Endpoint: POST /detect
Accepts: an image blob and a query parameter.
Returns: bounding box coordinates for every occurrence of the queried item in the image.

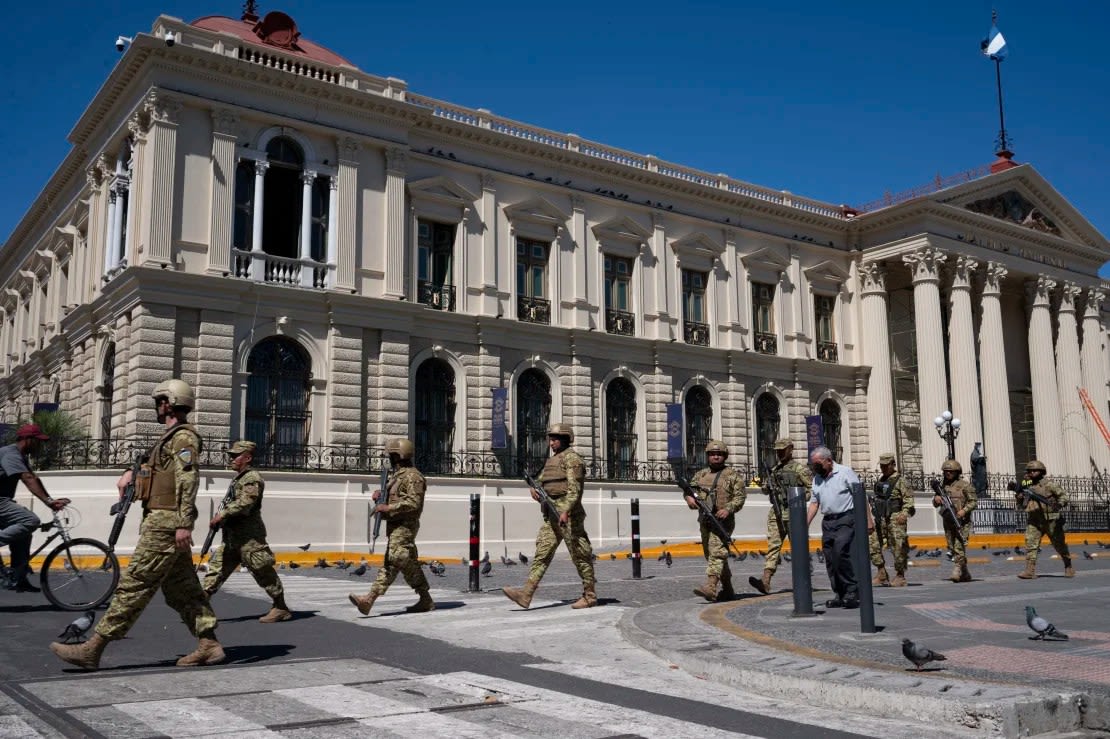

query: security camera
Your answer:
[164,31,175,47]
[115,35,132,52]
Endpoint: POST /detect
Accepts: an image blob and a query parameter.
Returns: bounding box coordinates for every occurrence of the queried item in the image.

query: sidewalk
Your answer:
[620,549,1110,738]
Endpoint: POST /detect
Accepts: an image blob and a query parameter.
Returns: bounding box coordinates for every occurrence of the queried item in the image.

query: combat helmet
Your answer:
[705,440,729,458]
[151,379,194,411]
[1025,460,1047,473]
[390,438,415,461]
[547,423,574,443]
[941,459,962,473]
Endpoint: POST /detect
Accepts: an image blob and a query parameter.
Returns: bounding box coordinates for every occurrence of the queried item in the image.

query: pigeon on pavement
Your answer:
[349,564,367,577]
[518,552,528,564]
[480,560,492,576]
[298,543,311,551]
[480,551,490,564]
[664,552,673,568]
[57,611,95,644]
[1025,605,1068,640]
[429,560,446,576]
[901,638,947,671]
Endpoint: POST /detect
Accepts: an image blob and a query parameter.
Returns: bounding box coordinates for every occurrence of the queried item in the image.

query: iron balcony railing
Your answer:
[754,331,777,355]
[817,340,838,363]
[684,320,709,346]
[517,295,551,325]
[606,308,635,336]
[417,281,456,311]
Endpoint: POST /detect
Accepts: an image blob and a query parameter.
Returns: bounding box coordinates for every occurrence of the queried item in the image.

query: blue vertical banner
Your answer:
[666,403,684,460]
[491,388,508,449]
[805,415,824,456]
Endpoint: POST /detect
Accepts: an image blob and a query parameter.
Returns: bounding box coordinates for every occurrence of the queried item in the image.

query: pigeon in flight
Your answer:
[298,543,311,551]
[57,611,95,644]
[1025,606,1068,640]
[349,564,367,577]
[901,638,947,671]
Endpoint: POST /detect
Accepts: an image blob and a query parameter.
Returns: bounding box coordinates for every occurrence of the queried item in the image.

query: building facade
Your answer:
[2,8,1109,497]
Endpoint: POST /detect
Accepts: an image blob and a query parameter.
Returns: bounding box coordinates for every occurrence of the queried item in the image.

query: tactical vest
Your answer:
[1022,481,1060,514]
[693,467,732,511]
[943,479,971,510]
[540,451,579,497]
[141,424,201,512]
[235,468,263,513]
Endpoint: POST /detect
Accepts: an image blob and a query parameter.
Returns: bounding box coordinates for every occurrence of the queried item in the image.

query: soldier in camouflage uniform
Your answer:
[201,440,290,622]
[1015,460,1073,579]
[51,379,223,670]
[348,438,434,615]
[868,452,915,587]
[687,441,747,602]
[933,459,977,583]
[503,423,597,610]
[750,438,812,595]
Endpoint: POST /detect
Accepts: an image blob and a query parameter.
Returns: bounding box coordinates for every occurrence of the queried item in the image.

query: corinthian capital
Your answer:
[950,255,978,289]
[1058,281,1082,313]
[858,261,887,294]
[385,147,407,173]
[1084,287,1106,319]
[211,108,239,136]
[144,90,183,125]
[1026,275,1056,308]
[982,261,1008,296]
[902,247,947,284]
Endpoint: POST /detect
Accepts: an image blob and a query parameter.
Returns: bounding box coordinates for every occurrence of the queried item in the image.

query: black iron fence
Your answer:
[33,439,1110,532]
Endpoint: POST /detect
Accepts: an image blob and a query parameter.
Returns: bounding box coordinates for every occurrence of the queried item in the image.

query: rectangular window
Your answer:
[417,220,457,311]
[682,270,706,322]
[814,293,837,362]
[752,281,777,354]
[516,238,551,324]
[604,255,633,310]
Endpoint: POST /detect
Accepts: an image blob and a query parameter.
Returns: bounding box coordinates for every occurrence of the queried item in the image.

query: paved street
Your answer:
[2,540,1109,738]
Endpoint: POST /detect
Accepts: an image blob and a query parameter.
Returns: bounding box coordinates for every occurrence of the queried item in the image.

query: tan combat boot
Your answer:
[348,591,378,615]
[959,564,972,583]
[571,582,597,609]
[1017,560,1037,579]
[890,570,907,587]
[50,633,108,671]
[718,572,736,601]
[176,637,225,666]
[749,568,773,595]
[1063,557,1075,578]
[260,595,292,623]
[406,589,436,613]
[503,579,539,609]
[872,565,890,586]
[949,564,962,583]
[693,574,720,602]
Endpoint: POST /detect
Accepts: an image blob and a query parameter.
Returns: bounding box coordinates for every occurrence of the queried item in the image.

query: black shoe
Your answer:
[842,598,859,609]
[824,597,844,608]
[11,578,40,593]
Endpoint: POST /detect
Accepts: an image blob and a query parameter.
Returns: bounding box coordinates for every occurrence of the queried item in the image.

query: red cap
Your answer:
[16,423,49,441]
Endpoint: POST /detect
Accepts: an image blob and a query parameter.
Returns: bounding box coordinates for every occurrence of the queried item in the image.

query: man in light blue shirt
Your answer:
[805,446,873,609]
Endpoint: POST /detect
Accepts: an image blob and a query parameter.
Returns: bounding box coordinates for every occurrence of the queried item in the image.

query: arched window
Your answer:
[414,358,455,473]
[516,369,551,474]
[607,378,637,479]
[685,385,713,467]
[755,393,781,472]
[245,337,312,467]
[820,398,843,462]
[100,343,115,439]
[262,137,305,260]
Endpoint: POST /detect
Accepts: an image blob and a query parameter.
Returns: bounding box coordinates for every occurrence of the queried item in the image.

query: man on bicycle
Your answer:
[0,424,69,592]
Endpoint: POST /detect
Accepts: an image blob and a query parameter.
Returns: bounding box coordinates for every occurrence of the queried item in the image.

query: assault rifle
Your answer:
[929,478,967,546]
[370,457,389,555]
[197,475,239,571]
[674,471,741,557]
[870,481,892,551]
[107,456,146,551]
[760,464,788,540]
[1007,480,1061,513]
[523,473,563,525]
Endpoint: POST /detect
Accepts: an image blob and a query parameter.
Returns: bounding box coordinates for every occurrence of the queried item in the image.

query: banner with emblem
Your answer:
[805,415,824,456]
[666,403,684,461]
[491,388,508,449]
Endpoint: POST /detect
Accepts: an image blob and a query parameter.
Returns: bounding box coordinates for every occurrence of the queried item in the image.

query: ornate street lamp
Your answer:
[933,410,961,460]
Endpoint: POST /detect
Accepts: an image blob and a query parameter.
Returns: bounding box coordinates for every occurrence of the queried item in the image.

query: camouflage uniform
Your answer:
[366,466,430,600]
[935,476,976,581]
[764,459,812,574]
[868,472,915,576]
[97,424,218,641]
[529,448,595,586]
[201,467,285,609]
[691,465,746,581]
[1018,478,1071,569]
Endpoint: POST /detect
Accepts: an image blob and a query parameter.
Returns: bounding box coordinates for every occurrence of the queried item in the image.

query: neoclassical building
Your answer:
[3,6,1109,487]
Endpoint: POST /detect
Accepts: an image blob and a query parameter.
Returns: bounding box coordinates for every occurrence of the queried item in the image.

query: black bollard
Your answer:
[631,498,642,579]
[788,486,815,617]
[468,493,481,593]
[850,482,876,633]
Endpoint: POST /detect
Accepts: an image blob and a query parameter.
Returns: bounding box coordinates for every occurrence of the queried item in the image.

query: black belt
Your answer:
[823,510,852,520]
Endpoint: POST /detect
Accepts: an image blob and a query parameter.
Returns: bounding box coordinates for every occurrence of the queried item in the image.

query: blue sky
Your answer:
[5,1,1109,273]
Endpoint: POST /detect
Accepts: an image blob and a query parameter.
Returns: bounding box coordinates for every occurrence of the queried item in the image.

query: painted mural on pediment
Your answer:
[964,191,1061,236]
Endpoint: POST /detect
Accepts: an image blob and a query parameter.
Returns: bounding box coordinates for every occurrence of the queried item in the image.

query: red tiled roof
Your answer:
[191,13,353,67]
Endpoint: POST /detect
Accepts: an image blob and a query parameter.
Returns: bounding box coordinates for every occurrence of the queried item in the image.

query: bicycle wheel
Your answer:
[41,538,120,610]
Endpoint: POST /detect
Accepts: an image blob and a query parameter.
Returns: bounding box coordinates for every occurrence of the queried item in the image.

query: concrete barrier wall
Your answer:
[31,470,957,557]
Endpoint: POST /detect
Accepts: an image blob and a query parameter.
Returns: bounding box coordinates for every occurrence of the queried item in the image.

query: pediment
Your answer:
[503,196,570,227]
[740,246,791,271]
[592,216,651,244]
[803,260,850,284]
[670,231,723,258]
[407,176,478,207]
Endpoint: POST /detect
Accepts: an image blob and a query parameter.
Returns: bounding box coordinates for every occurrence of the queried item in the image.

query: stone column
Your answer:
[977,262,1016,475]
[298,170,316,286]
[946,256,982,465]
[207,108,238,276]
[325,175,338,288]
[141,91,182,265]
[1081,289,1110,473]
[249,161,268,280]
[383,148,407,299]
[334,137,358,292]
[903,247,949,470]
[1027,276,1065,471]
[859,262,896,463]
[105,188,121,275]
[1056,282,1090,475]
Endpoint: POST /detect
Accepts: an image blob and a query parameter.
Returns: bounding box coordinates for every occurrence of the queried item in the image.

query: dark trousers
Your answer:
[822,512,858,600]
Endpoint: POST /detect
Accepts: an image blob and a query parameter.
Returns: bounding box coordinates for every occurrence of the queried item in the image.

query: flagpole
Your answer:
[995,58,1010,153]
